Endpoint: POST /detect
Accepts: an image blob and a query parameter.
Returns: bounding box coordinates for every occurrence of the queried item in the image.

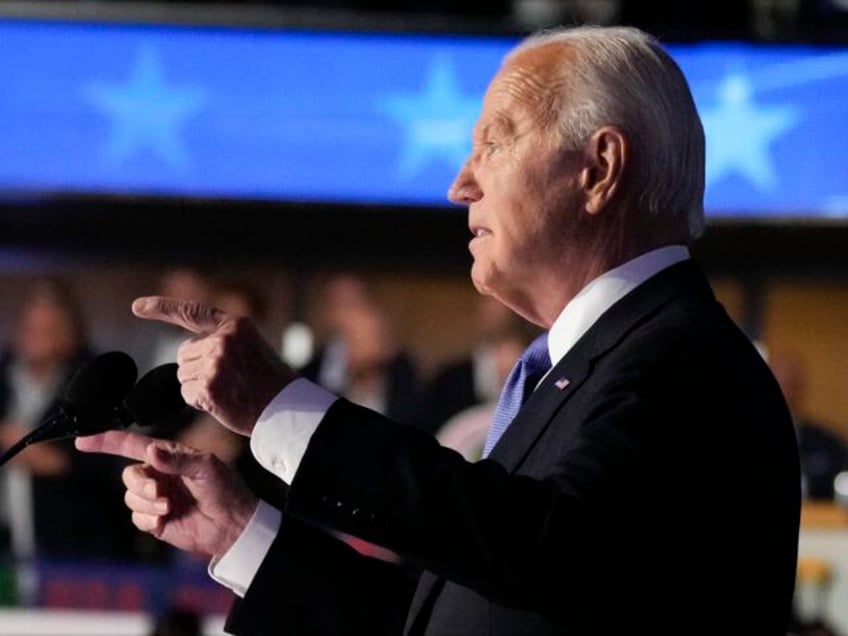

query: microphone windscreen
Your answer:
[63,351,138,415]
[124,363,187,426]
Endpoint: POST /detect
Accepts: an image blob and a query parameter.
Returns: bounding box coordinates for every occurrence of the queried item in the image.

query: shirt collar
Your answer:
[547,245,691,368]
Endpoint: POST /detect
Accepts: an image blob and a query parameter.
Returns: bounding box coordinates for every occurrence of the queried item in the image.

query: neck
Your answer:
[503,202,690,329]
[536,238,684,329]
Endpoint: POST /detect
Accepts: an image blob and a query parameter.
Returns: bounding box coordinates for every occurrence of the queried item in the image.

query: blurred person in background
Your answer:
[213,279,269,328]
[419,295,526,435]
[769,349,848,500]
[0,280,131,570]
[299,273,370,395]
[300,272,420,426]
[435,315,541,461]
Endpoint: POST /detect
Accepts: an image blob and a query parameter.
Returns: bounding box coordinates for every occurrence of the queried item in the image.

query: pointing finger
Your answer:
[132,296,227,335]
[75,430,157,462]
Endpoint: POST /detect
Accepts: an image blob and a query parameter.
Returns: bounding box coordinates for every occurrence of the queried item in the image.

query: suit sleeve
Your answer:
[225,514,418,636]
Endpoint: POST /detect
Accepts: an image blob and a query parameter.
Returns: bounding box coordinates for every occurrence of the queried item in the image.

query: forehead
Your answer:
[478,44,571,127]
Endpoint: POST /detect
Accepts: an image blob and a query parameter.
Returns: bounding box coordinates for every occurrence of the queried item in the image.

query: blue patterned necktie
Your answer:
[482,333,551,458]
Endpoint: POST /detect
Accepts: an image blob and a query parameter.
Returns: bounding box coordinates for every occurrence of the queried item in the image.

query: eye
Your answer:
[485,141,501,156]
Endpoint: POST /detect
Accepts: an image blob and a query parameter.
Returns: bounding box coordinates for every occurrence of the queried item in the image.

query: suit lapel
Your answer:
[489,352,590,472]
[490,260,714,473]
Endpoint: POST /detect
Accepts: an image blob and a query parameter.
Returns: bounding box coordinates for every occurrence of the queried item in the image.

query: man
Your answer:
[78,25,801,634]
[299,273,421,427]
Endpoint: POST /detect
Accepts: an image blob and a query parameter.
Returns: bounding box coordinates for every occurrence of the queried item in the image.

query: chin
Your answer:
[469,264,495,298]
[474,276,543,327]
[470,273,510,316]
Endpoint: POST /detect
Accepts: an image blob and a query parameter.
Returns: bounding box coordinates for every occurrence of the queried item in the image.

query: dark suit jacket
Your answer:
[230,261,800,635]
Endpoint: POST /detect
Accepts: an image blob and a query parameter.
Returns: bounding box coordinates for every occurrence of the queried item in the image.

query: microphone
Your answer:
[124,362,187,428]
[0,355,187,467]
[68,361,186,432]
[0,351,137,466]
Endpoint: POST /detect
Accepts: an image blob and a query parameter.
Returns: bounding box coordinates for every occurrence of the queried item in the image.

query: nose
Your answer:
[447,160,483,205]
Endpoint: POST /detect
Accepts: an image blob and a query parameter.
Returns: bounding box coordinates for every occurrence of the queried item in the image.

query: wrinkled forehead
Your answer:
[480,44,572,129]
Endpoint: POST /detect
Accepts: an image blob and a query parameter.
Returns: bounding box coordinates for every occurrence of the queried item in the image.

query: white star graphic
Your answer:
[84,47,206,170]
[701,73,799,192]
[380,56,481,179]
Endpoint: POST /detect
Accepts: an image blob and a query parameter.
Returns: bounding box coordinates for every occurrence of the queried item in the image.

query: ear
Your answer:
[578,126,629,215]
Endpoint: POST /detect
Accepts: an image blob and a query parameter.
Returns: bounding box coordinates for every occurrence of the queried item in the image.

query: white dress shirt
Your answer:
[211,245,691,595]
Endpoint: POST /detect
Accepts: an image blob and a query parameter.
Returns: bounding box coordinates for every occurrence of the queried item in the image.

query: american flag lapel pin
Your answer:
[554,377,570,390]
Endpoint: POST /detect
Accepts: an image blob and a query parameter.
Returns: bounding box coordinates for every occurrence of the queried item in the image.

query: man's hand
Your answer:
[133,296,295,437]
[76,430,257,558]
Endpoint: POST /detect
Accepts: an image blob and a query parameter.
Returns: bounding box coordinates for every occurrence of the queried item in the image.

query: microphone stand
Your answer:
[0,405,79,467]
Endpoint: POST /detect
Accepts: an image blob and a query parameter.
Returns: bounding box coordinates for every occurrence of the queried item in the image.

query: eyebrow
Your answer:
[479,114,517,141]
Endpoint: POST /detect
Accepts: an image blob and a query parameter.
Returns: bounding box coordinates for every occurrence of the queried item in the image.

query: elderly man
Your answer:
[78,25,800,635]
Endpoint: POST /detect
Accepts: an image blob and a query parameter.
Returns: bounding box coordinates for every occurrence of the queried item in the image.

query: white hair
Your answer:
[506,26,706,241]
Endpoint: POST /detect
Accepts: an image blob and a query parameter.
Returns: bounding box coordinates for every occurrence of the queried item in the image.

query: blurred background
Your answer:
[1,0,848,633]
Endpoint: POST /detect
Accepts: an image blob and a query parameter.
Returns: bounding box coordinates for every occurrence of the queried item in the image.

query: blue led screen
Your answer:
[0,18,846,217]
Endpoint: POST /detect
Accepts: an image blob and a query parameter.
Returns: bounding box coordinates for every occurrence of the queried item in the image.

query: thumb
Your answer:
[145,440,213,481]
[132,296,227,335]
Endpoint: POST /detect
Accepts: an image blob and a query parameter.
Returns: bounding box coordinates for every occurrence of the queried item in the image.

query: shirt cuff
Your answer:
[208,500,282,597]
[250,378,339,484]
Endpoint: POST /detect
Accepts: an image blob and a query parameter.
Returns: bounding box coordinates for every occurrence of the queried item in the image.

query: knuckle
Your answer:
[210,336,226,361]
[180,384,195,406]
[206,306,226,327]
[194,390,213,414]
[176,339,195,362]
[178,303,197,326]
[176,364,191,384]
[122,464,140,487]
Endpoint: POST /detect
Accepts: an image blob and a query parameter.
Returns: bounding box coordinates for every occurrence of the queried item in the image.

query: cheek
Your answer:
[502,202,546,261]
[480,159,555,258]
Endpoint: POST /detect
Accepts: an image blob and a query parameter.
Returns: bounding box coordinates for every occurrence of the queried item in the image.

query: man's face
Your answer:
[448,46,585,325]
